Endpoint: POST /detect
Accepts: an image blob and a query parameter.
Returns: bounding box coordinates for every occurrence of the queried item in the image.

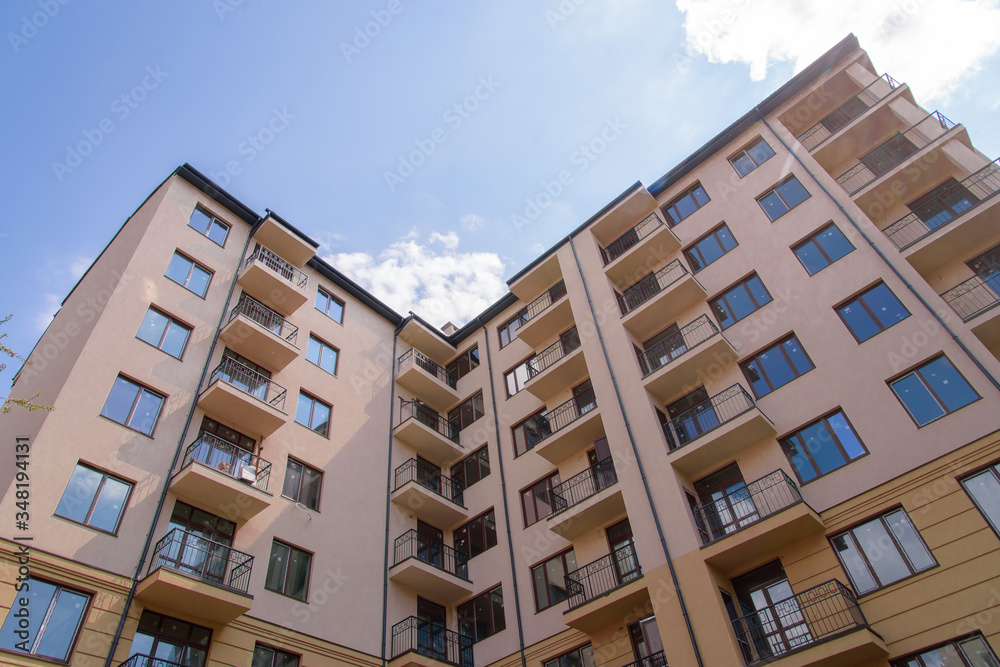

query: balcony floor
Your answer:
[524,345,588,401]
[621,274,707,341]
[197,380,286,438]
[701,502,824,575]
[563,576,649,634]
[135,567,252,625]
[389,558,473,603]
[169,463,271,523]
[534,407,605,465]
[668,408,776,478]
[548,487,626,540]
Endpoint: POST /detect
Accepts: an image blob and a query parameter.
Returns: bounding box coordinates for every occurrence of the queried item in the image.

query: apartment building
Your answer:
[2,33,1000,667]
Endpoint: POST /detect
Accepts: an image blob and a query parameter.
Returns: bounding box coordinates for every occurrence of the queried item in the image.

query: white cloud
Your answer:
[70,256,92,280]
[315,231,346,253]
[34,293,60,332]
[531,243,545,254]
[460,214,486,231]
[676,0,1000,101]
[429,231,460,249]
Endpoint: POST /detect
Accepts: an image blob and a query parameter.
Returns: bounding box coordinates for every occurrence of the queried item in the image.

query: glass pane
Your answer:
[533,566,548,609]
[697,235,726,266]
[828,412,866,459]
[207,220,229,246]
[863,284,909,330]
[748,139,775,165]
[724,284,757,321]
[959,636,1000,667]
[777,178,810,209]
[491,588,505,633]
[129,389,164,435]
[831,533,879,594]
[295,396,314,429]
[783,437,818,482]
[311,401,331,437]
[746,276,771,308]
[718,225,738,252]
[801,420,847,475]
[0,579,56,653]
[89,476,131,532]
[266,542,290,592]
[918,357,978,413]
[306,338,321,366]
[782,337,813,375]
[744,360,770,397]
[885,510,935,572]
[35,589,88,660]
[188,264,211,297]
[165,253,192,286]
[674,192,698,220]
[276,649,301,667]
[916,644,966,667]
[188,209,212,235]
[286,549,311,600]
[963,468,1000,533]
[253,645,275,667]
[854,519,912,586]
[300,469,322,510]
[137,309,169,348]
[102,377,140,425]
[794,240,829,275]
[731,153,755,177]
[892,373,946,425]
[839,301,881,341]
[545,559,568,603]
[55,465,103,523]
[161,321,190,358]
[759,191,788,221]
[757,345,795,390]
[282,460,302,500]
[816,226,853,262]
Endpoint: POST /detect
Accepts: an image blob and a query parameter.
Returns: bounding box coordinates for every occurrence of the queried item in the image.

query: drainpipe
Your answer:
[381,324,402,666]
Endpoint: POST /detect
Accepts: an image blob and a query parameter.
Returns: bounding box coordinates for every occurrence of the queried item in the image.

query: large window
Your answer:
[836,283,910,342]
[452,446,490,490]
[137,306,191,358]
[306,335,339,375]
[662,182,710,225]
[544,644,595,667]
[831,508,936,595]
[55,463,132,534]
[889,356,979,426]
[295,391,331,437]
[265,540,312,601]
[710,274,773,329]
[0,579,90,662]
[780,411,867,484]
[684,223,738,273]
[454,509,497,559]
[101,375,165,436]
[757,176,811,221]
[282,458,323,511]
[532,549,578,612]
[447,346,480,381]
[729,137,775,177]
[741,334,814,398]
[449,392,484,432]
[792,223,855,275]
[457,586,505,643]
[165,251,212,297]
[499,308,528,348]
[315,287,344,323]
[521,471,561,526]
[253,644,300,667]
[962,462,1000,537]
[504,356,535,397]
[128,611,212,667]
[188,208,230,246]
[892,634,1000,667]
[512,408,550,457]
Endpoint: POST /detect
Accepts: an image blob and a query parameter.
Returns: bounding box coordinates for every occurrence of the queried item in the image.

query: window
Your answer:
[836,283,910,342]
[532,549,578,611]
[165,251,212,297]
[906,177,979,231]
[499,308,528,348]
[265,540,312,601]
[454,509,497,559]
[306,335,339,375]
[889,356,979,426]
[128,611,211,667]
[729,137,776,177]
[449,392,484,432]
[780,411,867,483]
[892,634,1000,667]
[521,471,561,526]
[253,643,300,667]
[792,223,854,275]
[188,207,230,246]
[831,508,936,594]
[662,183,710,225]
[457,586,505,642]
[282,458,323,511]
[512,408,550,457]
[447,346,480,381]
[544,644,595,667]
[860,133,919,178]
[163,502,236,584]
[504,356,535,398]
[295,391,331,437]
[452,446,490,489]
[757,176,811,221]
[101,375,165,436]
[315,287,344,323]
[962,462,1000,537]
[136,307,191,358]
[55,463,132,533]
[0,579,90,662]
[684,223,738,272]
[741,334,814,398]
[710,274,773,329]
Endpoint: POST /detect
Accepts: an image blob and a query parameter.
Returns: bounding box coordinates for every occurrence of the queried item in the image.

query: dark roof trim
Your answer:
[448,292,519,344]
[307,256,403,325]
[175,163,261,225]
[264,208,320,249]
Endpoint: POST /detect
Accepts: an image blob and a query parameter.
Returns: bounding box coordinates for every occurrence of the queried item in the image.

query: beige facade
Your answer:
[3,33,1000,667]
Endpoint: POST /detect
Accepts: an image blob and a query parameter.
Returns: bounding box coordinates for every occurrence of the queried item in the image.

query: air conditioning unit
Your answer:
[239,467,257,483]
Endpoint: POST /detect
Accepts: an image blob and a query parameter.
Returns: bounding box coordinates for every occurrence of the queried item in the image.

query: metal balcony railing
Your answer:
[228,294,299,345]
[398,399,460,444]
[731,580,870,665]
[836,111,956,195]
[393,530,469,579]
[526,329,581,379]
[182,431,271,491]
[245,244,308,288]
[617,259,689,316]
[797,74,900,151]
[551,456,617,514]
[398,348,457,389]
[566,543,642,610]
[941,265,1000,322]
[883,158,1000,250]
[601,212,665,265]
[619,651,668,667]
[208,357,286,411]
[393,458,465,507]
[119,655,187,667]
[535,387,597,445]
[637,315,720,378]
[148,528,253,594]
[390,617,474,667]
[523,280,568,324]
[690,470,802,545]
[663,385,756,452]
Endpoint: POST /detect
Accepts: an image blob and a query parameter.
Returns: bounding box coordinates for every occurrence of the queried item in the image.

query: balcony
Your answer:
[797,74,900,152]
[693,471,823,573]
[218,295,299,371]
[389,617,473,667]
[620,652,667,667]
[169,432,272,523]
[639,315,737,401]
[941,268,1000,351]
[601,212,681,287]
[393,400,463,463]
[516,280,574,348]
[563,544,648,633]
[197,358,287,437]
[391,459,467,527]
[532,388,605,465]
[389,530,472,602]
[618,260,706,341]
[252,214,317,266]
[547,457,625,540]
[397,348,460,410]
[731,580,887,667]
[237,244,309,313]
[119,655,187,667]
[664,385,776,477]
[524,329,587,400]
[135,528,253,624]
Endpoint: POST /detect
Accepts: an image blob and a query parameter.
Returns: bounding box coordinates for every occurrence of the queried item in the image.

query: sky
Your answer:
[2,0,1000,395]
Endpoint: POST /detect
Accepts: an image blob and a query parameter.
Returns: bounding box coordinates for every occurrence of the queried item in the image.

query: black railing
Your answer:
[245,244,308,288]
[601,213,666,265]
[393,458,465,507]
[566,543,642,609]
[398,399,460,444]
[393,530,469,579]
[148,528,253,594]
[797,74,900,151]
[523,280,568,324]
[690,470,802,545]
[836,111,956,195]
[208,357,286,411]
[731,580,870,665]
[618,259,689,316]
[941,266,1000,322]
[663,385,756,452]
[390,617,474,667]
[182,432,271,491]
[620,651,668,667]
[883,158,1000,250]
[228,294,299,345]
[637,315,720,378]
[119,655,188,667]
[527,329,581,379]
[535,388,597,446]
[551,457,617,514]
[398,348,458,389]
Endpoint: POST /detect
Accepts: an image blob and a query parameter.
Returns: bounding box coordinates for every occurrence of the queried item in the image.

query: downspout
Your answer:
[568,238,705,667]
[381,324,402,666]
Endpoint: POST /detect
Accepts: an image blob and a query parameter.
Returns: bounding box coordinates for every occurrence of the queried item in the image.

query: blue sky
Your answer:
[3,0,1000,395]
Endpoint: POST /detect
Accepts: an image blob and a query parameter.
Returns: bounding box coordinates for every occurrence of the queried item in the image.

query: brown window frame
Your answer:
[454,509,498,560]
[531,548,577,612]
[451,445,490,489]
[521,471,561,527]
[662,182,710,226]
